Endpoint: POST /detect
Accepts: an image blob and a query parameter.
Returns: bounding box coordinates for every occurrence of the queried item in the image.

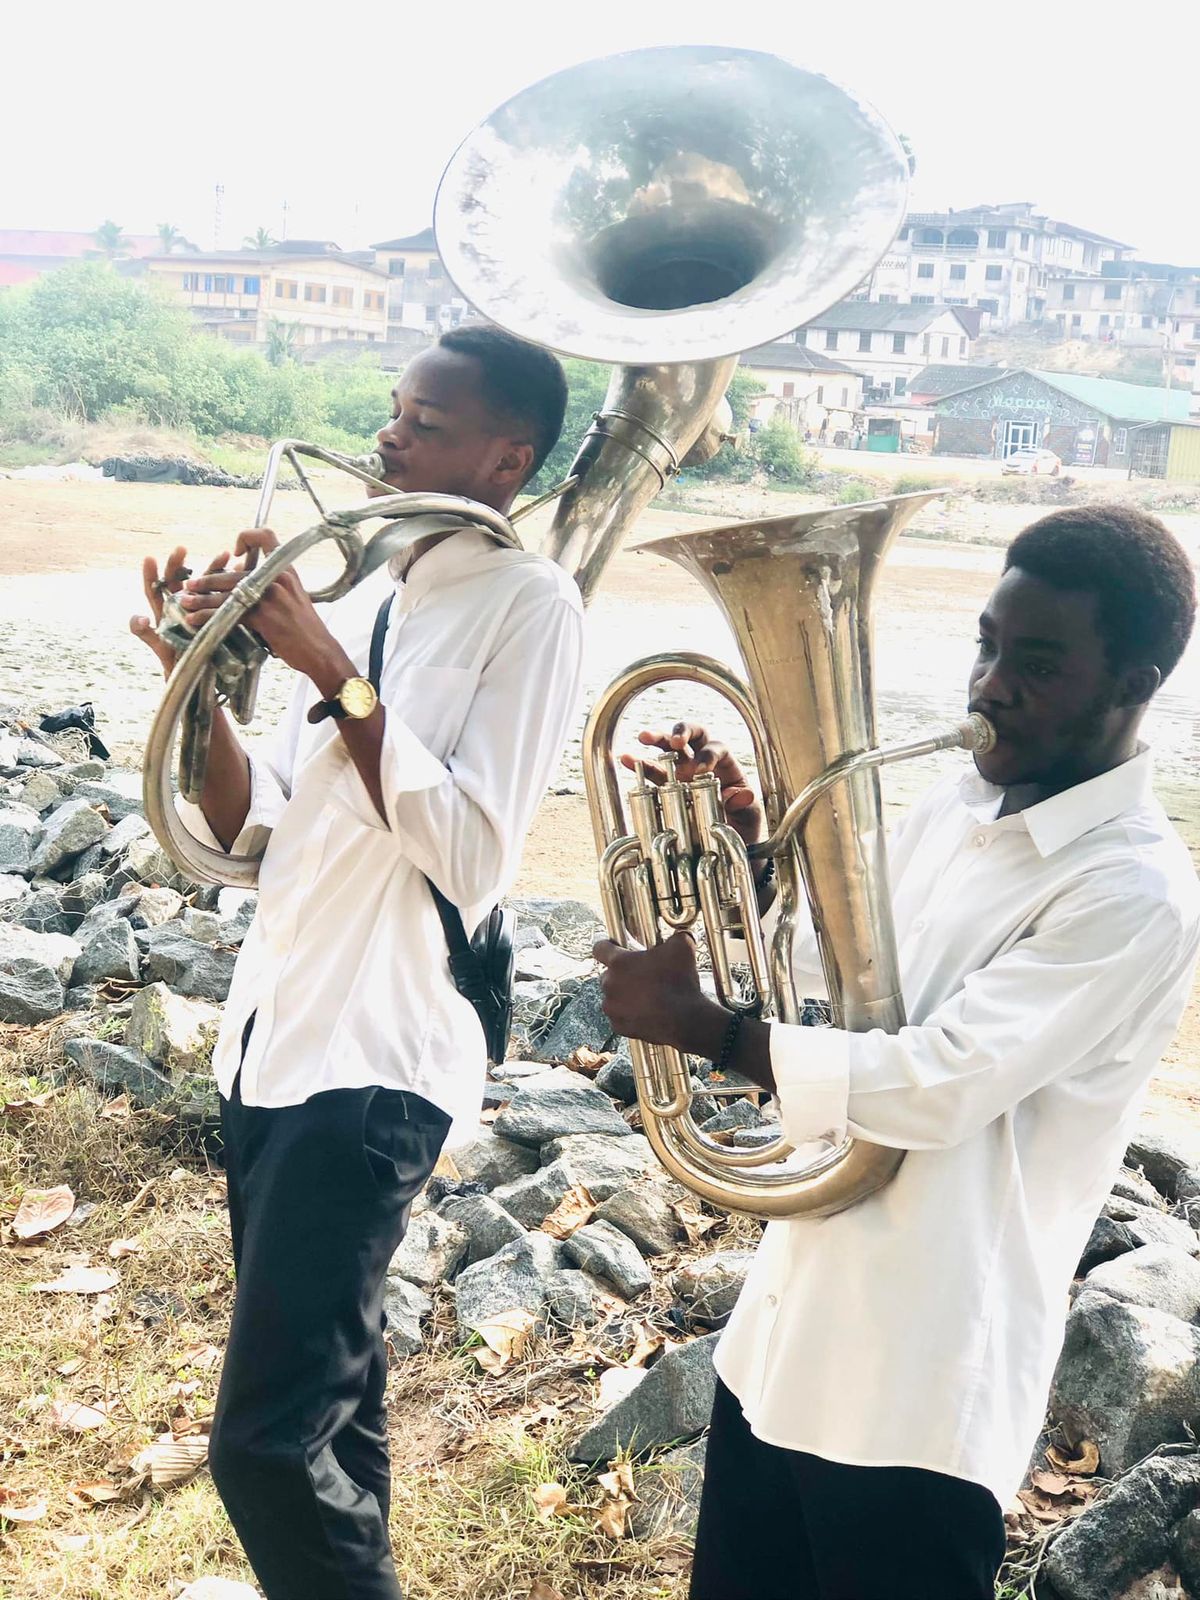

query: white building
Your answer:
[1045,260,1200,385]
[369,229,470,340]
[791,304,974,399]
[739,343,865,435]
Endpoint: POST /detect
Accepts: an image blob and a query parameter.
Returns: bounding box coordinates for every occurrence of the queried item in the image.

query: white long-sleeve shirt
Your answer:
[188,525,583,1139]
[716,748,1200,1507]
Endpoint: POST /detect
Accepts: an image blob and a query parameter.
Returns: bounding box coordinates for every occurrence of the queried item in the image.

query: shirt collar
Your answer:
[388,519,508,611]
[957,745,1154,857]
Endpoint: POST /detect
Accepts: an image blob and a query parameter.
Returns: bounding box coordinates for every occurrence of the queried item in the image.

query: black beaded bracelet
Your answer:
[753,856,776,890]
[715,1009,744,1074]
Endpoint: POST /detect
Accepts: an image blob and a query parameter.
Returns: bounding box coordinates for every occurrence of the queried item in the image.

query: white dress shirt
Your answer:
[184,524,583,1140]
[716,748,1200,1507]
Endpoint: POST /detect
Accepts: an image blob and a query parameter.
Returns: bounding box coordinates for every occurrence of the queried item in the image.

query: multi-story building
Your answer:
[0,228,161,289]
[369,229,471,339]
[858,203,1131,329]
[144,242,389,347]
[1045,260,1200,385]
[740,343,865,434]
[789,304,975,399]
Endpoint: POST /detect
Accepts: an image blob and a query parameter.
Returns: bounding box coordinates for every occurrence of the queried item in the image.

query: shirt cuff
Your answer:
[377,712,454,828]
[172,751,279,859]
[770,1021,851,1146]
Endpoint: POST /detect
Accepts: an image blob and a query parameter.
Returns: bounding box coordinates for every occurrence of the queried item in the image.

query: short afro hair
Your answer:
[438,323,568,481]
[1005,504,1196,681]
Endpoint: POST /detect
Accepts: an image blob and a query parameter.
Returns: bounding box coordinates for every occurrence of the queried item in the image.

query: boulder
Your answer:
[671,1251,754,1329]
[0,802,42,873]
[383,1276,433,1358]
[71,776,144,823]
[63,1037,174,1107]
[1105,1198,1200,1257]
[0,873,26,905]
[630,1438,707,1541]
[532,976,615,1063]
[448,1128,539,1190]
[701,1098,766,1134]
[539,1132,657,1199]
[453,1234,564,1334]
[141,928,237,1001]
[1126,1132,1200,1204]
[180,908,223,944]
[388,1212,468,1292]
[1042,1451,1200,1600]
[0,922,80,983]
[124,982,220,1073]
[115,834,184,890]
[1175,1507,1200,1593]
[8,887,75,937]
[72,920,140,986]
[69,844,108,881]
[545,1268,611,1329]
[1085,1245,1200,1324]
[216,891,257,946]
[0,959,64,1023]
[491,1160,576,1229]
[508,897,604,958]
[60,872,110,922]
[438,1194,526,1267]
[1050,1289,1200,1475]
[594,1049,637,1106]
[514,942,592,985]
[19,771,61,813]
[17,738,63,769]
[568,1332,720,1464]
[130,886,185,930]
[593,1181,685,1257]
[29,798,109,876]
[99,813,151,858]
[562,1220,652,1301]
[492,1080,632,1148]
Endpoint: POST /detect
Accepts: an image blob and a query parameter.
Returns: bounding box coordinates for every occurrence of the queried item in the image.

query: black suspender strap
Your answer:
[369,594,393,694]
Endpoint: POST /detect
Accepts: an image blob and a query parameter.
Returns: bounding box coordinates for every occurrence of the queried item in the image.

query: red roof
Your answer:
[0,260,43,286]
[0,229,160,259]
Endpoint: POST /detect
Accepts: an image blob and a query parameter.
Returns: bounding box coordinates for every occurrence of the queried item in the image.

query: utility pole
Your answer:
[213,183,224,251]
[281,199,290,243]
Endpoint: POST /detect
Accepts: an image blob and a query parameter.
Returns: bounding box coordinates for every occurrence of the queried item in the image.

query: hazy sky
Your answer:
[9,2,1199,264]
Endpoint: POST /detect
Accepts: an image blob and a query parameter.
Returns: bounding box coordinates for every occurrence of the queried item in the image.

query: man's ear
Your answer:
[1119,662,1161,708]
[492,441,535,489]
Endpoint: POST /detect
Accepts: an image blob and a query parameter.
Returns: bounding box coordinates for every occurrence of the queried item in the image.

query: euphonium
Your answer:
[583,494,995,1220]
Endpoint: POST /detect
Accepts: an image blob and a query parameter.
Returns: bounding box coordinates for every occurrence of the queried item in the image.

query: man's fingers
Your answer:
[233,527,280,563]
[593,939,626,968]
[722,785,758,812]
[129,614,175,668]
[204,551,231,575]
[619,752,668,785]
[183,571,240,599]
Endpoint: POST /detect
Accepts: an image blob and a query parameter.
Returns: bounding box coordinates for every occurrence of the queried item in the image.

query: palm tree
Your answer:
[265,318,300,367]
[156,222,190,254]
[899,134,916,178]
[92,220,132,259]
[245,226,278,250]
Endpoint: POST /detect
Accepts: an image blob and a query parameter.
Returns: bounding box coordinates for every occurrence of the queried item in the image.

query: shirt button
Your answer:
[766,1294,778,1308]
[913,917,927,932]
[973,833,987,848]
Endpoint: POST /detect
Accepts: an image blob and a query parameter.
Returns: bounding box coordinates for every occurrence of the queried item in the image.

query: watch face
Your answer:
[339,677,378,719]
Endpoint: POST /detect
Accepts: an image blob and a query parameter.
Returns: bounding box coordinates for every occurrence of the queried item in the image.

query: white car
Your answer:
[1002,446,1062,477]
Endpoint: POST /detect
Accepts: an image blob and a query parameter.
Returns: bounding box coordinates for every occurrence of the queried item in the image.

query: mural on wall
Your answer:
[936,372,1095,428]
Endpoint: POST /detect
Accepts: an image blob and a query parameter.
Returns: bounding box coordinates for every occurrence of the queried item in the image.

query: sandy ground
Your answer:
[1,472,1198,1146]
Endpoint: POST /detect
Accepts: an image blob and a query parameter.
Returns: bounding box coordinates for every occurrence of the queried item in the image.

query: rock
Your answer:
[1125,1132,1200,1203]
[508,897,604,959]
[1085,1245,1200,1323]
[7,887,75,936]
[448,1129,540,1189]
[76,892,140,943]
[141,928,237,1001]
[0,802,42,873]
[533,976,615,1063]
[176,1581,263,1600]
[439,1194,526,1266]
[216,894,257,946]
[0,921,80,983]
[71,776,144,823]
[124,982,220,1073]
[563,1220,652,1300]
[387,1211,468,1291]
[540,1132,657,1199]
[99,813,151,858]
[130,886,185,929]
[63,985,94,1010]
[594,1049,637,1105]
[69,844,108,881]
[491,1160,576,1228]
[513,923,547,955]
[630,1438,707,1540]
[1042,1451,1200,1600]
[568,1332,720,1464]
[493,1080,632,1148]
[0,873,26,905]
[490,1058,562,1082]
[509,977,573,1054]
[63,1037,174,1106]
[1175,1507,1200,1593]
[1050,1289,1200,1475]
[16,737,63,768]
[19,771,61,813]
[671,1252,754,1329]
[114,834,182,889]
[1110,1166,1168,1210]
[453,1234,564,1334]
[29,798,109,876]
[62,760,107,782]
[383,1275,432,1358]
[701,1099,765,1134]
[514,942,592,984]
[180,908,223,944]
[1105,1198,1200,1257]
[0,960,64,1022]
[545,1268,610,1328]
[71,920,140,985]
[593,1182,685,1256]
[60,872,110,922]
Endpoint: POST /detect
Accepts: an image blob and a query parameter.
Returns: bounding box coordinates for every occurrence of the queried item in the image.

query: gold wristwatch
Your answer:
[307,676,379,724]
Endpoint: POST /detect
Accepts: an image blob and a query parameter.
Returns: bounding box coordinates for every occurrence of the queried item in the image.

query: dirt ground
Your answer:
[1,472,1198,1147]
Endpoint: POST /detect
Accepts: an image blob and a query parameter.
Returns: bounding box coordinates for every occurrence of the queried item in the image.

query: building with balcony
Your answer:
[790,303,975,399]
[369,229,471,339]
[144,242,388,347]
[1045,259,1200,385]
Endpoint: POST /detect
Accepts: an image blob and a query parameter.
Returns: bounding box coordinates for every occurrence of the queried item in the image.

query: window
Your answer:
[1103,283,1122,300]
[858,331,872,351]
[388,258,405,276]
[211,275,234,293]
[332,287,353,308]
[183,273,197,290]
[893,333,907,353]
[825,330,838,350]
[912,294,935,304]
[959,336,967,355]
[304,283,327,302]
[1194,323,1200,340]
[978,298,999,314]
[425,305,437,323]
[947,228,977,248]
[1100,314,1109,327]
[1113,427,1128,454]
[202,274,213,292]
[275,280,297,299]
[940,336,950,357]
[987,228,1007,248]
[878,293,897,303]
[1071,313,1082,327]
[949,264,966,280]
[1063,283,1075,301]
[1020,231,1032,250]
[243,276,260,294]
[894,376,907,395]
[1115,315,1125,328]
[945,296,968,305]
[369,291,386,312]
[427,260,442,280]
[985,265,1003,282]
[898,226,910,240]
[1016,268,1025,281]
[915,228,943,245]
[916,262,934,279]
[841,386,849,407]
[1142,314,1154,328]
[921,334,931,354]
[782,382,794,397]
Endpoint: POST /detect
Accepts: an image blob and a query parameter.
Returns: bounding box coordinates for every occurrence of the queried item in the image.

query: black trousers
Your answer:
[210,1070,450,1600]
[690,1380,1007,1600]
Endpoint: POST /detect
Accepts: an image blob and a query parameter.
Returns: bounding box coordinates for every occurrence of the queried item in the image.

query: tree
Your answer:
[156,223,194,254]
[898,134,916,178]
[245,227,278,250]
[92,220,132,259]
[265,318,300,367]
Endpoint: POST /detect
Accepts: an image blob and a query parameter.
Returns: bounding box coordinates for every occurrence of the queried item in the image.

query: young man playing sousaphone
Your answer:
[594,506,1200,1599]
[130,326,583,1600]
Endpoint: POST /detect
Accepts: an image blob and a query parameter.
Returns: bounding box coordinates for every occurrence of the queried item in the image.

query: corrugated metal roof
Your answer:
[909,363,1002,395]
[931,366,1191,423]
[740,342,859,374]
[371,229,436,251]
[802,302,973,335]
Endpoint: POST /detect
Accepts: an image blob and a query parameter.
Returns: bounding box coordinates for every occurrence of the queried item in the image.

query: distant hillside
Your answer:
[975,325,1168,387]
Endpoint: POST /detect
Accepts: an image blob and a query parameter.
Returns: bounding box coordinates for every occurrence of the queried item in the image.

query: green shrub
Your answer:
[835,479,877,504]
[893,473,947,495]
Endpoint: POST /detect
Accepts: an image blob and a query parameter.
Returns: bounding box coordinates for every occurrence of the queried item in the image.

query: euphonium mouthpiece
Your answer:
[959,713,997,754]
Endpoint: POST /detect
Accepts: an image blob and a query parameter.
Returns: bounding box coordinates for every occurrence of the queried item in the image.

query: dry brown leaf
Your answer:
[478,1107,501,1125]
[625,1321,665,1369]
[671,1197,721,1246]
[2,1088,60,1118]
[0,1431,28,1464]
[53,1533,92,1552]
[108,1238,142,1260]
[120,1178,156,1219]
[174,1343,222,1371]
[98,1094,132,1121]
[32,1265,119,1295]
[132,1433,209,1486]
[12,1184,75,1240]
[55,1357,85,1378]
[598,1461,636,1501]
[169,1409,208,1438]
[566,1046,610,1076]
[1046,1439,1101,1475]
[49,1398,108,1433]
[533,1482,570,1522]
[168,1379,202,1400]
[541,1184,596,1240]
[1016,1487,1075,1524]
[598,1366,646,1410]
[66,1479,123,1508]
[1030,1469,1075,1497]
[432,1150,460,1181]
[526,1582,566,1600]
[593,1498,631,1539]
[0,1486,48,1524]
[471,1308,537,1374]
